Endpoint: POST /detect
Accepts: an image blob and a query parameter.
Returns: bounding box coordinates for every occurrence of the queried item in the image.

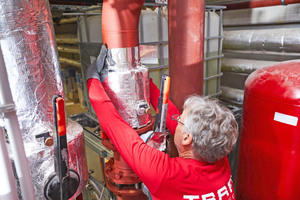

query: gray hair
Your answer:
[182,95,238,163]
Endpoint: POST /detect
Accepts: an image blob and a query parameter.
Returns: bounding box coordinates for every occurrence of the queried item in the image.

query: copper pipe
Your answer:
[102,0,144,49]
[224,0,300,10]
[169,0,205,112]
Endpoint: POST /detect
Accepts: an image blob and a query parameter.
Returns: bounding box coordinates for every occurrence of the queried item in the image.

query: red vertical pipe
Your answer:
[169,0,205,112]
[102,0,144,49]
[225,0,300,10]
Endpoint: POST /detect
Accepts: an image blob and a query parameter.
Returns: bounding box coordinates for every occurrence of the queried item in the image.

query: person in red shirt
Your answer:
[87,46,238,200]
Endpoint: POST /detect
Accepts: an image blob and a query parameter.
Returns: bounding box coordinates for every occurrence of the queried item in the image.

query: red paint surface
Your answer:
[56,97,66,136]
[236,61,300,199]
[102,0,144,49]
[168,0,205,112]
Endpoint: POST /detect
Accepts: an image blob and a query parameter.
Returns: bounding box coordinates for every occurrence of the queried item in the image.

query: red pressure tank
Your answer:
[236,61,300,199]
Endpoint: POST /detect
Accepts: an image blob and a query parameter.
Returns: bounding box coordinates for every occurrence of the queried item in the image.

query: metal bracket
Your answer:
[0,104,15,114]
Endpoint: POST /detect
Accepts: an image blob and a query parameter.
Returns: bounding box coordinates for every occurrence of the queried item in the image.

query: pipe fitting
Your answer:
[135,100,151,116]
[102,0,145,49]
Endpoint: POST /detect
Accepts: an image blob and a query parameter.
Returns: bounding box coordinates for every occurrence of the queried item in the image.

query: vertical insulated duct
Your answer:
[169,0,205,112]
[0,0,88,199]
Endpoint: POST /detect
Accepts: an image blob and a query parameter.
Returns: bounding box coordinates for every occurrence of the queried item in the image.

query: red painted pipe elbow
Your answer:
[102,0,145,49]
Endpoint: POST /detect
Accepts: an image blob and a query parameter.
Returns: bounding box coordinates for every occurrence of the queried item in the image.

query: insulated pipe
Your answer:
[102,0,144,49]
[223,28,300,53]
[57,45,80,54]
[169,0,205,112]
[59,57,82,68]
[224,0,300,10]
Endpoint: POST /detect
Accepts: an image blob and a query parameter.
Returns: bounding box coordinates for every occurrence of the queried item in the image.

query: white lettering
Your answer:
[186,177,234,200]
[217,186,229,200]
[227,177,233,193]
[183,195,200,200]
[201,192,216,200]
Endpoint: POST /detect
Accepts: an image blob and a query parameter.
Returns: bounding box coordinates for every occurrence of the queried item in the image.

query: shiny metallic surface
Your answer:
[27,121,88,200]
[0,1,87,199]
[224,28,300,53]
[0,0,63,142]
[103,47,151,128]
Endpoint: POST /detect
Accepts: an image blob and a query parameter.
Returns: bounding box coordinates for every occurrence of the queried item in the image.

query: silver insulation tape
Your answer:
[0,1,87,199]
[223,28,300,53]
[103,47,151,128]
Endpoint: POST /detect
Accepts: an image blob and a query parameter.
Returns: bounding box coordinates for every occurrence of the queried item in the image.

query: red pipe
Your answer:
[224,0,300,10]
[102,0,144,49]
[169,0,205,112]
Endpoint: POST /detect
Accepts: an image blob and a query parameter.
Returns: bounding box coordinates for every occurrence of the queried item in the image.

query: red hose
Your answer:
[225,0,300,10]
[169,0,205,112]
[102,0,144,49]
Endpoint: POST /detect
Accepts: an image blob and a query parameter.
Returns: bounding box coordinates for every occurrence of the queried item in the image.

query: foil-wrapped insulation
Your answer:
[222,58,279,74]
[220,86,244,105]
[223,28,300,53]
[0,0,63,143]
[26,120,88,200]
[0,0,88,199]
[103,47,151,128]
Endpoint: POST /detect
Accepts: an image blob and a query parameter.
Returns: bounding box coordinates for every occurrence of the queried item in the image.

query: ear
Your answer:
[182,132,193,146]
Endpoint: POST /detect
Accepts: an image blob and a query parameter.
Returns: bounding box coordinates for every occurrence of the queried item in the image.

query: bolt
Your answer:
[145,108,151,115]
[44,137,53,146]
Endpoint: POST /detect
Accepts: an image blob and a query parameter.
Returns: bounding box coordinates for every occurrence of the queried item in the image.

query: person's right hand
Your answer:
[86,44,109,82]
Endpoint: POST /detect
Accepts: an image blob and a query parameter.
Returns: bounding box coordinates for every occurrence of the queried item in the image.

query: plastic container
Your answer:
[203,11,222,96]
[236,61,300,199]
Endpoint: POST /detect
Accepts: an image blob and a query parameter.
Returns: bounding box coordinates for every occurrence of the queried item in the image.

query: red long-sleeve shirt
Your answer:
[87,78,235,200]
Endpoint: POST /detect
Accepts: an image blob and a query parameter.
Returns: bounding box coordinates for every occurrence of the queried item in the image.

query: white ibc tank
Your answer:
[204,11,222,96]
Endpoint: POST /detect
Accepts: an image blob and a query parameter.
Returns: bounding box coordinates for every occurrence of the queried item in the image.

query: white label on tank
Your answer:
[274,112,298,126]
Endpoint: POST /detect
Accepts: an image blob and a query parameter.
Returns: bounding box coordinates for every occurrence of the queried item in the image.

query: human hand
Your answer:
[86,44,109,82]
